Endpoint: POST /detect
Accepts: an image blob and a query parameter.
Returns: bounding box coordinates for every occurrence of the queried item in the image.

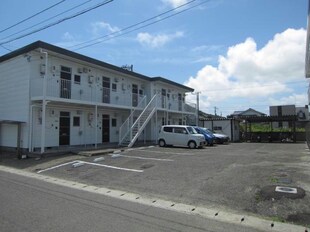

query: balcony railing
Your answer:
[31,78,145,108]
[30,78,196,113]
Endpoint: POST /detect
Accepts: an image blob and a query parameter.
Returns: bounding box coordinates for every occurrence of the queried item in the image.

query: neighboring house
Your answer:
[229,108,266,118]
[0,41,197,153]
[270,105,309,128]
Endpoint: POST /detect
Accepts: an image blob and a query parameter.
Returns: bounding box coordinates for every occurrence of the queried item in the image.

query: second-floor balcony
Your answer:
[30,78,196,114]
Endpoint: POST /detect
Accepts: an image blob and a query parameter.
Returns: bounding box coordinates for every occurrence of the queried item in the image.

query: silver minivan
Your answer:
[158,125,206,149]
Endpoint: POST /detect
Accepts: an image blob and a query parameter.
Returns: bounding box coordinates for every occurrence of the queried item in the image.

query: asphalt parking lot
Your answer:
[1,142,310,226]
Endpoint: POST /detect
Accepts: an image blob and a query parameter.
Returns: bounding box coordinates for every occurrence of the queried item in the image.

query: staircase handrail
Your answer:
[127,94,158,147]
[131,94,158,130]
[119,95,147,145]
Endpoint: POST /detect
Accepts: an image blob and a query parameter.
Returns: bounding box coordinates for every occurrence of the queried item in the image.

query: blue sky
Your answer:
[0,0,308,116]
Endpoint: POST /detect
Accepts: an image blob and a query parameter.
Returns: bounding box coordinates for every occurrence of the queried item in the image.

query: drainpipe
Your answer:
[40,49,48,154]
[29,104,40,152]
[95,105,98,148]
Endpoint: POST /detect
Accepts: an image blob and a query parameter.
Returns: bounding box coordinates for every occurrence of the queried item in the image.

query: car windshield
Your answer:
[187,126,197,134]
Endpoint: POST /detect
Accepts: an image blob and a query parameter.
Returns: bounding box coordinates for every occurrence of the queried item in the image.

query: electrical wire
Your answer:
[0,44,12,52]
[72,0,210,51]
[0,0,113,46]
[0,0,66,34]
[0,0,93,42]
[68,0,198,49]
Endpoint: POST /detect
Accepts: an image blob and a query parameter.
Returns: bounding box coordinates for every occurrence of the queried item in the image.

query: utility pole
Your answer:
[214,106,218,116]
[196,92,200,126]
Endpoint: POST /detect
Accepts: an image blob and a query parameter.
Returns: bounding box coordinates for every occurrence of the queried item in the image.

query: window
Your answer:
[163,127,173,133]
[139,89,144,96]
[112,83,117,92]
[61,66,71,73]
[102,77,110,88]
[74,75,81,84]
[112,118,117,127]
[213,126,222,131]
[187,127,197,134]
[174,127,187,134]
[73,116,80,127]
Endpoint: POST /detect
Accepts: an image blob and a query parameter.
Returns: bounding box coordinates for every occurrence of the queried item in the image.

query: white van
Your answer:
[158,125,206,149]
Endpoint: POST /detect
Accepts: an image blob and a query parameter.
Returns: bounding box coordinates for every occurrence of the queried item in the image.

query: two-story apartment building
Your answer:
[0,41,197,153]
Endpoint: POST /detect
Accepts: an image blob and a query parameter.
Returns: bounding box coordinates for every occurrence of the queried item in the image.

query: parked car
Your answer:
[194,127,214,146]
[158,125,206,149]
[203,128,229,144]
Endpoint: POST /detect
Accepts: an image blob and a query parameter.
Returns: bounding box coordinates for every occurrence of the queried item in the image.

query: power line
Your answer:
[68,0,198,49]
[0,0,113,45]
[0,44,12,52]
[0,0,66,34]
[0,0,93,42]
[72,0,210,51]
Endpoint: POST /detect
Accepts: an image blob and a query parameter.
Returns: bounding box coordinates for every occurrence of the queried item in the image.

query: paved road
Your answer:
[0,170,264,232]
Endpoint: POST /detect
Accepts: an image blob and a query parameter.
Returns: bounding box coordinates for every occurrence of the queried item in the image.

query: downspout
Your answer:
[95,105,98,148]
[40,49,48,154]
[29,104,40,152]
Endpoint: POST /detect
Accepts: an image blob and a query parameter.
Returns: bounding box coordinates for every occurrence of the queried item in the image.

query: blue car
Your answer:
[194,127,214,146]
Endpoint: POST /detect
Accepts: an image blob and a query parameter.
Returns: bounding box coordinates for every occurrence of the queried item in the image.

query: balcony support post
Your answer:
[40,49,48,154]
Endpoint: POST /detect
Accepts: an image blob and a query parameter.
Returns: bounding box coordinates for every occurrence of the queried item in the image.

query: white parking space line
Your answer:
[134,149,197,156]
[37,160,144,174]
[109,154,173,162]
[37,161,79,173]
[81,161,144,173]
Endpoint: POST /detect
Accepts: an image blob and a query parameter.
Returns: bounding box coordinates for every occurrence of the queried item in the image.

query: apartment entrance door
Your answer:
[102,114,110,143]
[132,84,138,107]
[178,93,182,111]
[60,66,71,99]
[102,77,110,103]
[59,112,70,145]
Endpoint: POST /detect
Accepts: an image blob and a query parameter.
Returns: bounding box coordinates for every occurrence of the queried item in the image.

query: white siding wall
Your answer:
[30,54,149,107]
[0,56,30,121]
[0,56,30,148]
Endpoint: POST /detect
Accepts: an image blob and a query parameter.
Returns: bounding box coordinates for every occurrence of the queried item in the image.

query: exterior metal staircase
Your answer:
[119,94,158,147]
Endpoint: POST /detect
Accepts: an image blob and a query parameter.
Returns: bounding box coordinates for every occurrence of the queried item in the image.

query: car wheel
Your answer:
[158,139,166,147]
[188,141,196,149]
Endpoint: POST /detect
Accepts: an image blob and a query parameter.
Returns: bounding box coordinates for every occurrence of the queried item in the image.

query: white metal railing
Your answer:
[119,95,147,145]
[155,95,197,114]
[128,94,158,147]
[30,78,147,107]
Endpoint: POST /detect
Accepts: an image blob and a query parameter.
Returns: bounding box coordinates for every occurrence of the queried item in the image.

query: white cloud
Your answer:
[268,94,308,107]
[62,32,74,41]
[184,28,307,111]
[161,0,189,8]
[91,21,120,37]
[136,31,184,48]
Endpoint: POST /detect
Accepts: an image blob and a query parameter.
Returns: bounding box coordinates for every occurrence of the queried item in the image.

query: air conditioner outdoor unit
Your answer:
[83,67,88,73]
[114,77,119,82]
[78,67,83,73]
